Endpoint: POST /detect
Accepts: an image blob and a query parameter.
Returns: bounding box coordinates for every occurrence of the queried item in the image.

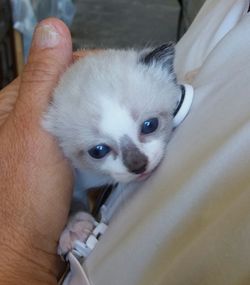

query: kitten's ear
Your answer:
[140,42,175,74]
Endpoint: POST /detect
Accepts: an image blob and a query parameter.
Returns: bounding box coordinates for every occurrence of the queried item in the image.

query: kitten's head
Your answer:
[43,43,181,183]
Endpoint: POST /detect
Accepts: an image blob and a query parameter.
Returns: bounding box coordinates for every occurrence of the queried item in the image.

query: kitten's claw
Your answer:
[58,211,95,256]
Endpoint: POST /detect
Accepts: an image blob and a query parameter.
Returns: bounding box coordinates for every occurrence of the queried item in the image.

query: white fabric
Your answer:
[62,253,91,285]
[175,0,249,81]
[64,0,250,284]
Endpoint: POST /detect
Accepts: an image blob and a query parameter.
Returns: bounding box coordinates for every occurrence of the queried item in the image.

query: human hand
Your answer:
[0,18,74,285]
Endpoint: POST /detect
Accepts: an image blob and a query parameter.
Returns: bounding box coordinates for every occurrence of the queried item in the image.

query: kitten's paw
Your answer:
[58,211,95,256]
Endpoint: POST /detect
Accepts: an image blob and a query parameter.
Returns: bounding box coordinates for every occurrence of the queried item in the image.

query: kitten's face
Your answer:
[81,96,173,183]
[43,44,181,183]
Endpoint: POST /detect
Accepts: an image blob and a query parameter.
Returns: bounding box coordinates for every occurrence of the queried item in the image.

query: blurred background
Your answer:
[0,0,205,89]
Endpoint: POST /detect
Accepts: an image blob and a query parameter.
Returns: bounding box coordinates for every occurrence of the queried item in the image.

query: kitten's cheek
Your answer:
[148,149,164,171]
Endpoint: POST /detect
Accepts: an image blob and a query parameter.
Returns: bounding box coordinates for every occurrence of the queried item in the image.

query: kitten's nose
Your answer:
[120,135,148,175]
[130,161,147,174]
[123,148,148,174]
[127,154,148,174]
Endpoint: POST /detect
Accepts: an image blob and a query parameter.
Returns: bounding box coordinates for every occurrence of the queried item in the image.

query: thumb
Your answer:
[14,18,72,124]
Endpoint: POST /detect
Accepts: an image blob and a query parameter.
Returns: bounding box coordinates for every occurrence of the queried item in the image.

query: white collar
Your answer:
[173,84,194,128]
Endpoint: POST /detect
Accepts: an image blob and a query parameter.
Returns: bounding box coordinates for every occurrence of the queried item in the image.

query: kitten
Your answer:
[43,43,181,256]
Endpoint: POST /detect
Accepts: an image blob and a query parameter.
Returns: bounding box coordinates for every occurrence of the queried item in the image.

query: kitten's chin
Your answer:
[136,172,152,181]
[112,169,156,184]
[114,171,153,184]
[112,173,137,184]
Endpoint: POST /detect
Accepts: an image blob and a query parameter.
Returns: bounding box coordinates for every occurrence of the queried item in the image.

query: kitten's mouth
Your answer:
[136,167,158,181]
[136,160,162,181]
[136,172,152,181]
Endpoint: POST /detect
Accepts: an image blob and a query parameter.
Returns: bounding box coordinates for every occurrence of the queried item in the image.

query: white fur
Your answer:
[42,47,181,255]
[43,48,179,185]
[99,97,138,142]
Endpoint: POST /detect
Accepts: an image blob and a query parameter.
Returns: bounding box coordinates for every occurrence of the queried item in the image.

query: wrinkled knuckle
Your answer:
[22,59,58,83]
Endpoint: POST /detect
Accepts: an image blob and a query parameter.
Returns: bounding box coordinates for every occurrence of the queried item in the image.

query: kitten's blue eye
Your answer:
[88,144,111,159]
[141,118,159,134]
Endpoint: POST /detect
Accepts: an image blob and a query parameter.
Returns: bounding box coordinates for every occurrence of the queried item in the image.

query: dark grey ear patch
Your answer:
[140,42,175,75]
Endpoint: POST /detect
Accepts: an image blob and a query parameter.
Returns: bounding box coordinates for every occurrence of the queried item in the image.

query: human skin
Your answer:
[0,18,75,285]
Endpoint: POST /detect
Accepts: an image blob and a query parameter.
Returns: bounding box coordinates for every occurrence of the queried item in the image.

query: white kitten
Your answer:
[43,43,181,256]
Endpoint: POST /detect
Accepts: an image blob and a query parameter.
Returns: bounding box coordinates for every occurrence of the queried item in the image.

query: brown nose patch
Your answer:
[120,135,148,174]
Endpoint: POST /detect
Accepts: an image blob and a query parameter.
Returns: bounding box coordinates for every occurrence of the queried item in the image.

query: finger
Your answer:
[13,18,72,125]
[0,77,20,126]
